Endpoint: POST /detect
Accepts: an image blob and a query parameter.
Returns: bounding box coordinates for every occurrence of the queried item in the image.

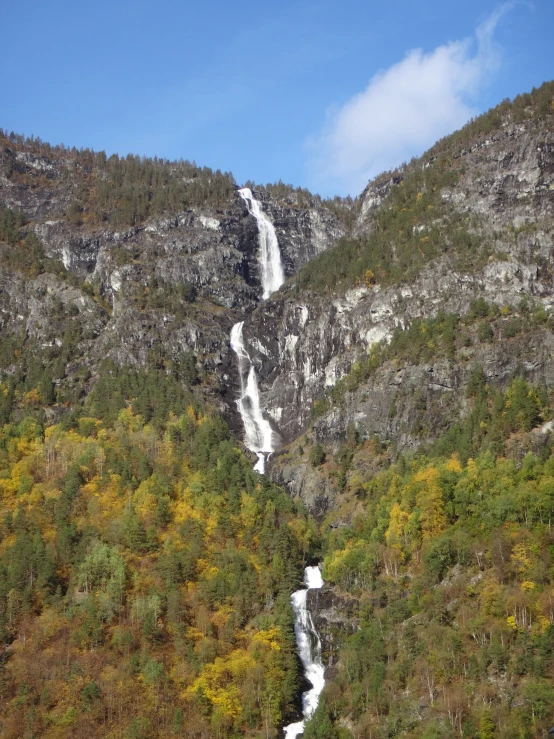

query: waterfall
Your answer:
[230,193,325,735]
[230,188,285,474]
[238,187,284,299]
[229,321,276,474]
[284,566,326,739]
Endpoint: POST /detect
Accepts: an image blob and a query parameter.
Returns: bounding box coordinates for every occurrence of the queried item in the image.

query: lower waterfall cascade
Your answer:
[229,321,276,473]
[283,566,326,739]
[230,188,286,474]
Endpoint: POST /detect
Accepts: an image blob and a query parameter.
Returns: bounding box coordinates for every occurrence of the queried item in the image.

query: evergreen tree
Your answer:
[478,707,495,739]
[303,696,339,739]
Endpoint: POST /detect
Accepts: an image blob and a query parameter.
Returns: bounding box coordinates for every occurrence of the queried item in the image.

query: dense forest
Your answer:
[316,440,554,739]
[4,326,554,738]
[0,399,313,738]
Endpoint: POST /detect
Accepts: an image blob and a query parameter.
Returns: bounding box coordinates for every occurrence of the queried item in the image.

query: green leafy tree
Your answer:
[304,696,339,739]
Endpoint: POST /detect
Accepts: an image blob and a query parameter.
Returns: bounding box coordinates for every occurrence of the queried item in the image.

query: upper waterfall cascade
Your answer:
[230,189,286,474]
[283,566,326,739]
[238,187,285,299]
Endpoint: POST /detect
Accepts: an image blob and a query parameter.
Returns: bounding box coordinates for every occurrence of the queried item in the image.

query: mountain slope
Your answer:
[0,131,347,433]
[265,81,554,739]
[0,81,553,739]
[237,81,554,499]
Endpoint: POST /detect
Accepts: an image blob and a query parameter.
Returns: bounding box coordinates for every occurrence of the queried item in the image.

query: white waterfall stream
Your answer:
[230,188,285,474]
[238,187,284,299]
[283,566,326,739]
[229,321,276,474]
[230,192,326,734]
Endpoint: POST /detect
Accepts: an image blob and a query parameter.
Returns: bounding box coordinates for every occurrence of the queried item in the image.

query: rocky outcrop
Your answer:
[238,119,554,458]
[243,250,553,451]
[272,458,338,518]
[357,172,404,225]
[307,587,359,667]
[0,152,346,410]
[356,119,554,231]
[312,323,554,446]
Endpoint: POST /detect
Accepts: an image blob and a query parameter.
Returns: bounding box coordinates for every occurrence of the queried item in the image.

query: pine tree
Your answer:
[303,696,338,739]
[479,706,495,739]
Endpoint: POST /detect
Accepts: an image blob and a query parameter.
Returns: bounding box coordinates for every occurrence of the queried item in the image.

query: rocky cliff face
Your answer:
[2,171,344,314]
[0,146,346,418]
[233,116,554,509]
[262,195,346,274]
[307,587,359,668]
[244,249,553,444]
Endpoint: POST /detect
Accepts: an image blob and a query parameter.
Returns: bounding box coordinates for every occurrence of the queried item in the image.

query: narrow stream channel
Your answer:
[283,566,326,739]
[230,192,326,735]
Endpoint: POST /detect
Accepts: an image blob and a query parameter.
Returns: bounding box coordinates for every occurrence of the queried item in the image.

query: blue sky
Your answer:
[2,0,553,196]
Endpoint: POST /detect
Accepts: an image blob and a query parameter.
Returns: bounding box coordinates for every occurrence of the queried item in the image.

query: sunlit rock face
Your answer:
[235,115,554,511]
[0,158,345,421]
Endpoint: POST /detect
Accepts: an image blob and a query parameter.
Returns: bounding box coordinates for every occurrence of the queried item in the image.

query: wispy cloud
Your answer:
[307,4,514,196]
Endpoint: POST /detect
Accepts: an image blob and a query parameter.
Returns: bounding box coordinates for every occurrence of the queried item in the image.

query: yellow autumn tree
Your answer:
[186,649,256,720]
[385,503,409,556]
[415,467,446,539]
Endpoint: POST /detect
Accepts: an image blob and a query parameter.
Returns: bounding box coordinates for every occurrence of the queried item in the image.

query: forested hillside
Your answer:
[313,439,554,739]
[300,366,554,738]
[1,130,236,226]
[0,402,312,738]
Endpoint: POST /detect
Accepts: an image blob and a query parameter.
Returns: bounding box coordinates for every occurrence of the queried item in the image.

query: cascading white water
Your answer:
[283,566,326,739]
[230,321,276,473]
[230,194,325,734]
[238,187,284,299]
[230,188,285,474]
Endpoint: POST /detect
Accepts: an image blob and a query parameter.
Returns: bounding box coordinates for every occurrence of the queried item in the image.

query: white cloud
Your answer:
[308,5,512,196]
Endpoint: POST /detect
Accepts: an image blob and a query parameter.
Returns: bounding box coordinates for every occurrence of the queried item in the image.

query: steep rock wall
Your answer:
[0,157,346,412]
[237,118,554,497]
